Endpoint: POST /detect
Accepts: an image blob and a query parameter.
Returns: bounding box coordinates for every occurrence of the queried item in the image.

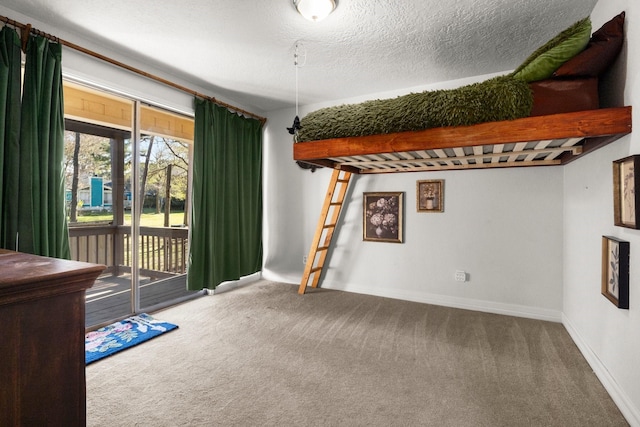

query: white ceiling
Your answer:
[1,0,597,113]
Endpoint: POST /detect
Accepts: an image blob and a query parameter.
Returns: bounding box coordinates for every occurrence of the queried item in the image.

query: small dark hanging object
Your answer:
[288,115,320,172]
[287,115,301,137]
[296,161,320,172]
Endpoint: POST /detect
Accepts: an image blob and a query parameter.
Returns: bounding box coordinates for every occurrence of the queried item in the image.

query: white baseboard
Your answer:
[562,314,640,427]
[206,272,262,295]
[260,269,300,286]
[320,281,562,322]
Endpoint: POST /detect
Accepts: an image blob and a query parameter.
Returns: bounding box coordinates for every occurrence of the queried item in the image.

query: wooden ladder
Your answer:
[298,169,352,294]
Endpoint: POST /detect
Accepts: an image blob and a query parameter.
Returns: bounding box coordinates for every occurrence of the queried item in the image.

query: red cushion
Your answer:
[553,11,625,77]
[529,78,599,116]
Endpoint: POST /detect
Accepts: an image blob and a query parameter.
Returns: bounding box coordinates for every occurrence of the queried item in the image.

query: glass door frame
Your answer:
[130,100,142,314]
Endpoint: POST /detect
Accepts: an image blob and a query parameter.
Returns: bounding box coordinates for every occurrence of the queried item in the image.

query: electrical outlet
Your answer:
[454,270,467,282]
[302,255,308,265]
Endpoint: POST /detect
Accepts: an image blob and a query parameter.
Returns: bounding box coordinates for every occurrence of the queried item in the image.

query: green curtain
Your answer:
[0,35,70,259]
[187,98,263,290]
[15,34,69,258]
[0,27,22,251]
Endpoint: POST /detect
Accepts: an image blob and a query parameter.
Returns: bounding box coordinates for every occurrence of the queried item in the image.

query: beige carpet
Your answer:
[86,280,628,426]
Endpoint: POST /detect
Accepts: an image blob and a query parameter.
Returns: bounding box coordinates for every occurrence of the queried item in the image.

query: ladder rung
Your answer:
[299,169,352,295]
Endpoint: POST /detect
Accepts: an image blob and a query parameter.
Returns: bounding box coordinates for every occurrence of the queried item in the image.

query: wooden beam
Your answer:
[293,107,632,162]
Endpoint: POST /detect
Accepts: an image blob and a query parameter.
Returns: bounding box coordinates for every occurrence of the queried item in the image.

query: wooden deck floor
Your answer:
[86,273,203,328]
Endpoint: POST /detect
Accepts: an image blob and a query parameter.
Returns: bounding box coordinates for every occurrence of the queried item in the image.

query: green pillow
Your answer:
[512,17,591,82]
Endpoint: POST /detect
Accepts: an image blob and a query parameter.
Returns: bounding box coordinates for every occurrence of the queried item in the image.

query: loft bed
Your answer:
[296,12,633,294]
[293,12,631,174]
[297,105,632,295]
[293,106,632,173]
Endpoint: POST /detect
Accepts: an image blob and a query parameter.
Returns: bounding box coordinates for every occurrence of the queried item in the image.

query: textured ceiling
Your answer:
[0,0,597,113]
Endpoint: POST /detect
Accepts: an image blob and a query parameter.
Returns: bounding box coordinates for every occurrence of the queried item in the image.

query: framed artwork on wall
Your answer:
[416,180,444,213]
[613,155,640,229]
[363,192,403,243]
[601,236,629,309]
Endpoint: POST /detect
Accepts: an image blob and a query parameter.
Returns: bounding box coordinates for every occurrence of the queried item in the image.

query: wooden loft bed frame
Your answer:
[293,106,632,174]
[296,106,632,294]
[295,11,632,292]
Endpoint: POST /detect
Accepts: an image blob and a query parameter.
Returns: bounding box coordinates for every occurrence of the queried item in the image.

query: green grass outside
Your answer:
[71,209,187,227]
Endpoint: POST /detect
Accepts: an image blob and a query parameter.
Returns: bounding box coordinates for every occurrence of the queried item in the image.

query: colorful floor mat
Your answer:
[85,313,178,365]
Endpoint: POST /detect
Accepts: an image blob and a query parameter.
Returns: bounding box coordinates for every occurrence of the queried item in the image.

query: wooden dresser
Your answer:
[0,249,105,427]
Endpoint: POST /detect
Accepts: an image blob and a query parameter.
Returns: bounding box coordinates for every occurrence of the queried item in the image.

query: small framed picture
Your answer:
[601,236,629,309]
[613,155,640,229]
[363,192,403,243]
[416,180,444,213]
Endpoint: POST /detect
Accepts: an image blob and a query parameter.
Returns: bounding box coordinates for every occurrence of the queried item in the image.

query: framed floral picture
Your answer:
[601,236,629,309]
[613,155,640,229]
[363,192,403,243]
[416,180,444,212]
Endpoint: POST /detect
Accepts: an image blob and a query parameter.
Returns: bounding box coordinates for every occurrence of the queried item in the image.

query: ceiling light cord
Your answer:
[294,41,307,117]
[295,47,299,118]
[288,41,306,141]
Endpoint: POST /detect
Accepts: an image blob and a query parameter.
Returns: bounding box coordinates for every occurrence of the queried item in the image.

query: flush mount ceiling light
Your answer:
[293,0,337,22]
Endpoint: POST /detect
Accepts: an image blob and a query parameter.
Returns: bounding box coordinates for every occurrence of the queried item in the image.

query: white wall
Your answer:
[262,110,309,284]
[263,73,565,322]
[0,5,263,119]
[264,3,640,422]
[563,1,640,425]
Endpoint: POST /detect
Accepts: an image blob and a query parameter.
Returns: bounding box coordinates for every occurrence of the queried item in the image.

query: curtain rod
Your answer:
[0,14,267,124]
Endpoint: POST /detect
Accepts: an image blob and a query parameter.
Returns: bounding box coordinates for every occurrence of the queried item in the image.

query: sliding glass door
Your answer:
[65,119,133,326]
[63,82,200,328]
[136,131,193,311]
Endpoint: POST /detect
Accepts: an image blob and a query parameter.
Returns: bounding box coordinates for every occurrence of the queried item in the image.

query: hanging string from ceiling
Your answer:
[0,13,267,124]
[287,41,306,141]
[288,41,320,172]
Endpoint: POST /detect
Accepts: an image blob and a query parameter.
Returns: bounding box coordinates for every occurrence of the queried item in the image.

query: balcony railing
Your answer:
[68,224,188,278]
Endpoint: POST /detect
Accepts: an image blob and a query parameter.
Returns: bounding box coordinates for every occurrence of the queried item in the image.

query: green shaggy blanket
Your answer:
[297,75,533,142]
